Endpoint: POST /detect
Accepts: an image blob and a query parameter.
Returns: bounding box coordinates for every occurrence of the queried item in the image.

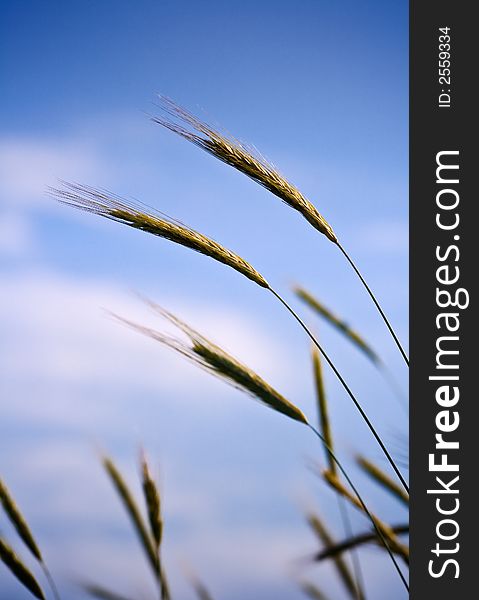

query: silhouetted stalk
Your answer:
[315,524,409,561]
[337,244,409,367]
[308,425,408,592]
[270,288,409,494]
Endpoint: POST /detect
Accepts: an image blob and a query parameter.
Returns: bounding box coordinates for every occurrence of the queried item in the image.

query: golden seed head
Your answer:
[51,182,269,289]
[152,97,338,243]
[0,539,45,599]
[295,286,379,363]
[0,479,42,562]
[102,456,159,576]
[140,454,163,549]
[114,301,308,425]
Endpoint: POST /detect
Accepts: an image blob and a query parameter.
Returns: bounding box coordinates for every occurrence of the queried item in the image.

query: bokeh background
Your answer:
[0,1,408,598]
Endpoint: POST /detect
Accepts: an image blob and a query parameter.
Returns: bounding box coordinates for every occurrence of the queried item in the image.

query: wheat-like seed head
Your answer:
[82,583,135,600]
[51,182,269,289]
[189,576,214,600]
[0,479,42,563]
[140,453,163,549]
[0,539,46,600]
[295,287,379,364]
[152,97,338,243]
[356,456,409,506]
[102,455,170,600]
[299,582,329,600]
[323,470,369,513]
[311,348,336,476]
[102,457,159,575]
[114,301,308,425]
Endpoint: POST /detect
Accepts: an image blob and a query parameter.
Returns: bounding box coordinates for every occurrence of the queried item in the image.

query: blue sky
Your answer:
[1,1,408,598]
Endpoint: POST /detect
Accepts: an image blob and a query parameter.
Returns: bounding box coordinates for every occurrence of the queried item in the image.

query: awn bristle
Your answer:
[114,301,308,425]
[152,97,338,243]
[51,182,268,289]
[0,479,42,562]
[0,539,45,600]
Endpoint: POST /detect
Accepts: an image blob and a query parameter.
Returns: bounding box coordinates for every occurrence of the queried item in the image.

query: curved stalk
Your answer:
[308,425,409,592]
[337,243,409,367]
[269,288,409,494]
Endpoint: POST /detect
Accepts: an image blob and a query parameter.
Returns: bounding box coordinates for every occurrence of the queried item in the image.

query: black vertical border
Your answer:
[410,1,475,597]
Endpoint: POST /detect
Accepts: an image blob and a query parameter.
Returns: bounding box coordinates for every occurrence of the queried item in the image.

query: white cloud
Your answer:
[0,137,104,208]
[0,134,109,262]
[0,211,34,256]
[0,112,159,213]
[0,268,407,599]
[0,268,310,595]
[0,268,296,428]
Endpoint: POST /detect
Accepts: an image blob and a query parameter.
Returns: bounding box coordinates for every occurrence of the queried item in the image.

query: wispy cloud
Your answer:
[0,137,104,207]
[0,211,34,257]
[0,269,297,427]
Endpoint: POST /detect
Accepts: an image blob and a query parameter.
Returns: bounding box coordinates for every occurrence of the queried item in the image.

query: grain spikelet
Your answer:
[323,471,409,563]
[140,454,163,550]
[151,99,408,365]
[300,582,330,600]
[356,456,409,506]
[51,182,268,288]
[114,302,308,425]
[140,453,170,600]
[0,479,42,562]
[296,288,379,364]
[152,97,337,243]
[307,513,361,599]
[102,457,159,575]
[52,186,407,491]
[83,584,135,600]
[190,576,214,600]
[315,524,409,561]
[311,348,336,475]
[0,539,45,599]
[298,287,408,410]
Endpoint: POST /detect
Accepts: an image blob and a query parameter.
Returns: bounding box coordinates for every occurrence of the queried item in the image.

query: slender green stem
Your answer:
[337,243,409,367]
[269,288,409,494]
[307,425,409,592]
